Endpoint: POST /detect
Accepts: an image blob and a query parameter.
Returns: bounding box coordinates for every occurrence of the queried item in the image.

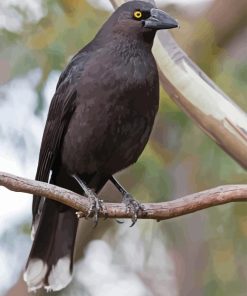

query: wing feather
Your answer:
[32,84,77,221]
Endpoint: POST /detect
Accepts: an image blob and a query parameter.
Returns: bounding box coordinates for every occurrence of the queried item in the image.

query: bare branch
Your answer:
[1,171,247,221]
[110,0,247,169]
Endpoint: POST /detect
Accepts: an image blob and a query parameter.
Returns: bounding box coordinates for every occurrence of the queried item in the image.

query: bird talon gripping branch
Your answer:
[122,193,144,227]
[87,194,108,226]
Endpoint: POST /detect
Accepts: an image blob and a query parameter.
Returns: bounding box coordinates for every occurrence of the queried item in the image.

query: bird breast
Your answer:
[61,48,159,175]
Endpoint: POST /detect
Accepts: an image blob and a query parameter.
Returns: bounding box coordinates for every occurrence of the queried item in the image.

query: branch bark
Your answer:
[110,0,247,169]
[1,171,247,221]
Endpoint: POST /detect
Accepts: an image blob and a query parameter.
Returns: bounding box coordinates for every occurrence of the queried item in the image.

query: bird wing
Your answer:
[31,44,97,226]
[32,82,77,221]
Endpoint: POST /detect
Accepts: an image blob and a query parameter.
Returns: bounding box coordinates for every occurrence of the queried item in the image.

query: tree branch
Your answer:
[1,171,247,221]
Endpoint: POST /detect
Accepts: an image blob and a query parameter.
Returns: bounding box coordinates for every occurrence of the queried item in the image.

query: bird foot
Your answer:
[122,193,144,227]
[76,189,107,226]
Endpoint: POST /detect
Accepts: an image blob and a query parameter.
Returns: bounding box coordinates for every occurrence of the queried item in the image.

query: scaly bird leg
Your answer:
[110,176,144,227]
[71,174,105,226]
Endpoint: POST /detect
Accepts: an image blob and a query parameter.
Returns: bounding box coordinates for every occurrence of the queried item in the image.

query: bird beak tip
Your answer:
[144,9,179,30]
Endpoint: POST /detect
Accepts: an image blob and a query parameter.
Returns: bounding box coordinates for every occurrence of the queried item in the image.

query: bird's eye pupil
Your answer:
[134,11,142,19]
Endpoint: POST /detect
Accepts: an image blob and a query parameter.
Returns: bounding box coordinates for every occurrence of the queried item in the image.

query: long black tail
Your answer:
[24,171,108,292]
[24,198,78,292]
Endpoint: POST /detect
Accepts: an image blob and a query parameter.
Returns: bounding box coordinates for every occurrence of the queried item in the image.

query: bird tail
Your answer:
[24,199,78,292]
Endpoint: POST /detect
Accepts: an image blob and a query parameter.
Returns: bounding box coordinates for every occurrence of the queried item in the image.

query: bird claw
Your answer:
[76,189,107,226]
[89,195,107,227]
[122,193,144,227]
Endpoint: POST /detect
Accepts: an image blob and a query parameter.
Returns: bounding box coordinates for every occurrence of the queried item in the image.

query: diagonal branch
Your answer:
[0,171,247,221]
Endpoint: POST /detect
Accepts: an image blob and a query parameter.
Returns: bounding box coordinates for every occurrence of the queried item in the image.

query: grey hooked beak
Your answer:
[144,8,179,30]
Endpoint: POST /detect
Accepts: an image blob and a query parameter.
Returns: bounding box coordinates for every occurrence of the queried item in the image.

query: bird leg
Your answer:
[110,176,144,227]
[71,174,105,226]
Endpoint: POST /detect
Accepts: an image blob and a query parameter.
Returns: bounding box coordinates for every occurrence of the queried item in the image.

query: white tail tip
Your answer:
[23,256,72,292]
[45,256,72,292]
[23,259,48,292]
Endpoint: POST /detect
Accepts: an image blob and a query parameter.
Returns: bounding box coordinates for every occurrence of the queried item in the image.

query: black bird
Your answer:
[24,1,178,292]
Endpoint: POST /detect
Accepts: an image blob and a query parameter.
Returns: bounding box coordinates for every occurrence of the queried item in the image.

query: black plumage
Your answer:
[24,1,178,291]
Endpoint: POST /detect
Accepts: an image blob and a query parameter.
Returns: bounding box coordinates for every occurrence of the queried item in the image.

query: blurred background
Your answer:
[0,0,246,295]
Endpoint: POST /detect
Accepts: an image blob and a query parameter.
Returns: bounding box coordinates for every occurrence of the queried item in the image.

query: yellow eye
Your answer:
[133,10,142,20]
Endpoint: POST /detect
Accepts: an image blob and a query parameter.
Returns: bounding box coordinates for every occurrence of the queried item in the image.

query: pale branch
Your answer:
[110,0,247,169]
[1,171,247,221]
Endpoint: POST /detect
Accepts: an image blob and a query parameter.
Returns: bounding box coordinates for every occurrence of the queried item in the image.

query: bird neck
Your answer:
[95,29,155,54]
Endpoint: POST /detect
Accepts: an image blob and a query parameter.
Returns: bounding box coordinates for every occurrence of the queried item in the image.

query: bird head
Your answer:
[97,1,178,45]
[118,1,178,29]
